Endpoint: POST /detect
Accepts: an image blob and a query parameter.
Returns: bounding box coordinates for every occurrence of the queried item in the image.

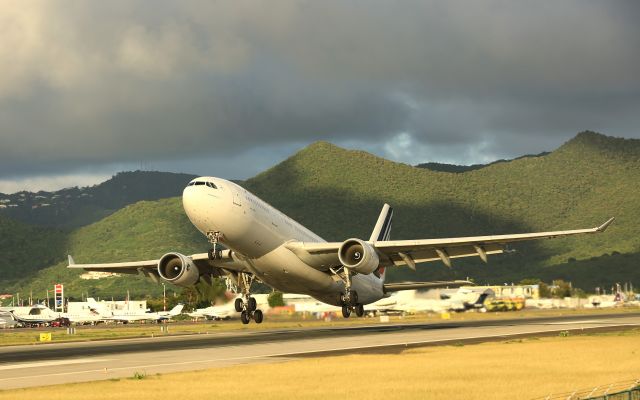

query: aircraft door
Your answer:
[233,187,242,206]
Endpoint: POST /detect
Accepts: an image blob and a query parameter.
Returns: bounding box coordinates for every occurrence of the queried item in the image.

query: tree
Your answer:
[267,291,285,307]
[519,278,551,298]
[551,280,573,298]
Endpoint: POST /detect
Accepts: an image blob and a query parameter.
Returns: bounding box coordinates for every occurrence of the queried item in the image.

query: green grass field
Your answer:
[2,328,638,399]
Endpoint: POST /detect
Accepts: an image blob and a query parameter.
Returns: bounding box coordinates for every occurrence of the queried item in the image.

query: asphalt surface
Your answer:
[1,312,639,390]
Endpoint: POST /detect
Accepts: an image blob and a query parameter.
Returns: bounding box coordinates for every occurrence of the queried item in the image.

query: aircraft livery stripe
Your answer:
[377,208,393,241]
[383,220,392,241]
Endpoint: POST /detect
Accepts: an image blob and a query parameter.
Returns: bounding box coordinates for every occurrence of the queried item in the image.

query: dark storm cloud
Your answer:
[0,1,639,190]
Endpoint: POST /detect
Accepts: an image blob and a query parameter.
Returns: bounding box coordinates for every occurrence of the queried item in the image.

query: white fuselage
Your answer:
[189,295,270,320]
[9,305,60,324]
[183,178,385,306]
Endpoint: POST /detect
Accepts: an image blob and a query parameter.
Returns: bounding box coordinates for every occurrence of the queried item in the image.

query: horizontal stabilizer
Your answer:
[384,280,473,293]
[597,217,615,232]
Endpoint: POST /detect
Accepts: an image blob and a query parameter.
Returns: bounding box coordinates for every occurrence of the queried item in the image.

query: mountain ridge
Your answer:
[0,170,198,228]
[2,131,639,298]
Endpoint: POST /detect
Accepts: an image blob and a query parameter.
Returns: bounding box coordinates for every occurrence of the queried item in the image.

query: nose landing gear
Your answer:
[206,231,223,260]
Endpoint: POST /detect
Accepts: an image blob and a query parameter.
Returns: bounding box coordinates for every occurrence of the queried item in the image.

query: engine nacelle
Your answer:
[157,252,200,287]
[338,239,380,275]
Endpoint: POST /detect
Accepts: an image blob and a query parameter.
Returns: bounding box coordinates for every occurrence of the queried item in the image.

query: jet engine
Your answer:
[338,239,379,275]
[157,253,200,287]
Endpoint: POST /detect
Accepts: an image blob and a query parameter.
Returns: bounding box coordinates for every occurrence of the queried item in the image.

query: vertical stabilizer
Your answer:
[370,204,393,282]
[170,304,185,316]
[369,203,393,242]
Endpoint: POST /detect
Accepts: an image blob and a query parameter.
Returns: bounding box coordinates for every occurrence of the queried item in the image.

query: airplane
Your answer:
[437,287,495,312]
[368,290,436,315]
[283,293,343,314]
[62,306,110,325]
[9,304,62,327]
[68,176,614,324]
[189,295,268,320]
[188,302,238,320]
[0,312,18,329]
[108,304,184,323]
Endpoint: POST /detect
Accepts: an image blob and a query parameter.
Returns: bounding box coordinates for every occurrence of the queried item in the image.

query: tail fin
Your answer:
[370,204,393,282]
[369,203,393,242]
[170,304,184,316]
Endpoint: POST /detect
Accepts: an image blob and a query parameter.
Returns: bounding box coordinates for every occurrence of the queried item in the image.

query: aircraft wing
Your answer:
[67,249,248,281]
[287,218,614,269]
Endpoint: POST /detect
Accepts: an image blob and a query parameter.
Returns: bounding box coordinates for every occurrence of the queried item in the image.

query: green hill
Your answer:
[243,131,640,289]
[415,152,549,173]
[4,198,205,299]
[0,216,67,283]
[3,131,640,298]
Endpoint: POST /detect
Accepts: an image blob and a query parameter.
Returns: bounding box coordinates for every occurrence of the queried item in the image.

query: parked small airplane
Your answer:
[283,293,342,314]
[9,305,62,326]
[189,295,269,320]
[69,177,614,324]
[438,287,495,312]
[62,307,109,325]
[189,302,238,321]
[0,312,17,328]
[108,304,184,323]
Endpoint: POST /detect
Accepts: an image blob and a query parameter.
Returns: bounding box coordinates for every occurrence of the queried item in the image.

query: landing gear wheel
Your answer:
[253,309,263,324]
[350,291,358,305]
[355,304,365,317]
[247,297,257,312]
[234,298,244,312]
[240,310,251,324]
[342,305,352,318]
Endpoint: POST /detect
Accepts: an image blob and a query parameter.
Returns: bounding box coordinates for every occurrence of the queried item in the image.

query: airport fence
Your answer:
[532,379,640,400]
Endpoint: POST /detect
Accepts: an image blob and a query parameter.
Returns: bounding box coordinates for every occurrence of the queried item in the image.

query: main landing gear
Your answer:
[228,272,264,325]
[341,296,365,318]
[336,268,365,319]
[235,294,263,325]
[207,232,264,325]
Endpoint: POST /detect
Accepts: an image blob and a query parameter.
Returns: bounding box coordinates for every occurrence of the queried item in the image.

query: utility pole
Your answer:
[162,283,167,312]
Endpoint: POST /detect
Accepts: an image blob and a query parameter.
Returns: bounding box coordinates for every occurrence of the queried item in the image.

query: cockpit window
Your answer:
[188,181,217,188]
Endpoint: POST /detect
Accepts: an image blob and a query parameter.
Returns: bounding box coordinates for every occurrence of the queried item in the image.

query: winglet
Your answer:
[596,217,615,232]
[68,255,75,266]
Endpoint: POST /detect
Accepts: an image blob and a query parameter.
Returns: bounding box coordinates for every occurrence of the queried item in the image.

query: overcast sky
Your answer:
[1,1,639,193]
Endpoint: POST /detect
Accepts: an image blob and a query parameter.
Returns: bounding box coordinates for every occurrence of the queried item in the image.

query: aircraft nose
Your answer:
[182,185,201,219]
[182,180,224,231]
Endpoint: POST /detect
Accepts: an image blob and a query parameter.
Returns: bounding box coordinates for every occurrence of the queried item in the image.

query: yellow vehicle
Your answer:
[485,298,525,312]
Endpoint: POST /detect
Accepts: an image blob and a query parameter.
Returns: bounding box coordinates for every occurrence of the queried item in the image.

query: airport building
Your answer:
[68,299,148,314]
[473,285,539,300]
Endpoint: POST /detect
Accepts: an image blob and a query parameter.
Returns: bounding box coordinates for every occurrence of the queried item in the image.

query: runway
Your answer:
[1,312,638,390]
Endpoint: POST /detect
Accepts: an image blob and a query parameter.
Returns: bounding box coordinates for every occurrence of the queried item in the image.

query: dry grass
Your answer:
[2,329,639,400]
[2,307,636,346]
